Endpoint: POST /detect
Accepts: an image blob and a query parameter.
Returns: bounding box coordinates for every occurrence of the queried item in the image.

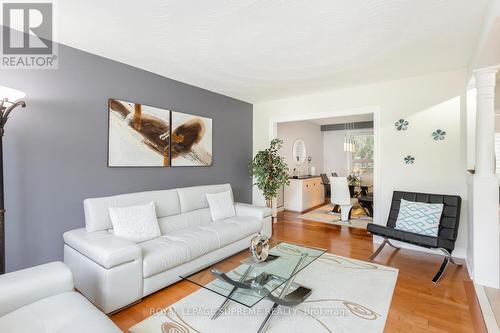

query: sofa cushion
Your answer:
[222,216,263,236]
[199,218,260,247]
[84,189,180,232]
[0,292,121,333]
[157,215,188,234]
[163,227,220,259]
[368,223,456,251]
[206,190,236,221]
[142,216,262,277]
[139,238,191,278]
[157,208,213,234]
[109,202,161,243]
[0,262,74,317]
[368,223,439,248]
[183,208,213,228]
[177,184,233,213]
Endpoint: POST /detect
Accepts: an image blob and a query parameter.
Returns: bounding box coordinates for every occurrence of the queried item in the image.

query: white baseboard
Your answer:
[466,257,474,280]
[372,236,466,259]
[474,283,500,333]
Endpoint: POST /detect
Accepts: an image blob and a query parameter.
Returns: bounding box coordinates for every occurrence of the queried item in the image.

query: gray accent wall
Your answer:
[0,43,253,272]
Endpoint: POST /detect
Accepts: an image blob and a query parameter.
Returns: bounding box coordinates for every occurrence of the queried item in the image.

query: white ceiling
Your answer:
[57,0,489,103]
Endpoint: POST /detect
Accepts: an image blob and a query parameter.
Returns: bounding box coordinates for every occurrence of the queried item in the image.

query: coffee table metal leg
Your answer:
[212,253,312,332]
[257,254,309,333]
[211,265,254,320]
[257,303,279,333]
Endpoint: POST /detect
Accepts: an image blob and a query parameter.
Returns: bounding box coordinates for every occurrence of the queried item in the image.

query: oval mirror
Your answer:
[292,139,307,164]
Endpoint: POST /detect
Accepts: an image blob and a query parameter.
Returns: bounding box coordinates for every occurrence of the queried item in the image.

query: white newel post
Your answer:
[475,69,497,176]
[471,68,500,288]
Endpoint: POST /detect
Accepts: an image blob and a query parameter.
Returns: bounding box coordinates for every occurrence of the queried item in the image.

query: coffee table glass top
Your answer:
[180,240,326,308]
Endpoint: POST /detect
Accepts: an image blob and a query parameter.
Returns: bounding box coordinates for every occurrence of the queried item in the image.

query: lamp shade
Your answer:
[0,86,25,102]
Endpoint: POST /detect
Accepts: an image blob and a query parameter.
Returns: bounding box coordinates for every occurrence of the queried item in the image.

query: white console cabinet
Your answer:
[284,176,325,212]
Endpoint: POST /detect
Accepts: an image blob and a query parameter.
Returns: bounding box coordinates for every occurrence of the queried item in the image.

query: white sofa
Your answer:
[63,184,272,314]
[0,262,121,333]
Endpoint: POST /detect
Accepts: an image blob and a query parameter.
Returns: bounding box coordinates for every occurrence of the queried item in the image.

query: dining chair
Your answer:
[330,177,355,222]
[320,173,331,197]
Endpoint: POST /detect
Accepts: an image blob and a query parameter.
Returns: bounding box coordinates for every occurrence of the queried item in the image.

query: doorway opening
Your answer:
[270,106,381,227]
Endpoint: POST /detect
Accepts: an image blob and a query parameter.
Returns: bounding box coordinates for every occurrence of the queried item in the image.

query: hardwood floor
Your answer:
[110,210,487,333]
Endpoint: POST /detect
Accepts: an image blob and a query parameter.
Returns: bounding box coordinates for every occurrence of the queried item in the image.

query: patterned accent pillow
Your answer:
[206,190,236,221]
[109,202,161,243]
[394,199,444,237]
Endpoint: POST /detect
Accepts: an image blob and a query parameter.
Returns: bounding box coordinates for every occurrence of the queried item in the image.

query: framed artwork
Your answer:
[108,98,171,167]
[171,111,213,166]
[107,98,212,167]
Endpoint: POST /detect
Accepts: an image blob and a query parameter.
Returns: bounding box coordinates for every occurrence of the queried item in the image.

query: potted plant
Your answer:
[249,138,290,222]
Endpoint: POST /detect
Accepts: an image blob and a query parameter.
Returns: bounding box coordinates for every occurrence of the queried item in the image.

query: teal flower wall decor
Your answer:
[404,155,415,164]
[395,119,409,131]
[432,129,446,140]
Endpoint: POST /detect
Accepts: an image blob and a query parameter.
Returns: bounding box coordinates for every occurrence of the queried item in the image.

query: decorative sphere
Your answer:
[250,234,270,262]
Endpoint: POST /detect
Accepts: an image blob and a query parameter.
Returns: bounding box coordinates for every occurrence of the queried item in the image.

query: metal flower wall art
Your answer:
[404,155,415,164]
[395,119,409,131]
[108,98,212,167]
[432,129,446,141]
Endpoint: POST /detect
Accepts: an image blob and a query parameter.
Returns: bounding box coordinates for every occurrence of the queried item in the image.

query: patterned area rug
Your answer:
[298,204,372,229]
[130,253,398,333]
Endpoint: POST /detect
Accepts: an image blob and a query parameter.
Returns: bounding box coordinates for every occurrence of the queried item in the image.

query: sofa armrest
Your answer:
[0,261,74,317]
[235,202,272,220]
[63,228,141,269]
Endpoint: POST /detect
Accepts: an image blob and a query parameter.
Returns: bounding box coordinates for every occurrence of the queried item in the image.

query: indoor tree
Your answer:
[249,138,290,221]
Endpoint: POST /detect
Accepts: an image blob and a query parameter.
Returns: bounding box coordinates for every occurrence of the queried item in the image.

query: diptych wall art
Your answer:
[108,99,171,167]
[108,98,212,167]
[171,111,213,166]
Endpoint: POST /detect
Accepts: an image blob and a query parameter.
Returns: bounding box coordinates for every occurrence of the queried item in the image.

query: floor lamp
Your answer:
[0,86,26,274]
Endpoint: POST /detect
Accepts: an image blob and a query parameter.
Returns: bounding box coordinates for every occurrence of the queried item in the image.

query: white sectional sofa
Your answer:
[0,262,121,333]
[63,184,272,314]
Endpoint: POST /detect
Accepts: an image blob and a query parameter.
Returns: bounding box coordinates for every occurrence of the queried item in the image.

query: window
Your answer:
[351,134,374,173]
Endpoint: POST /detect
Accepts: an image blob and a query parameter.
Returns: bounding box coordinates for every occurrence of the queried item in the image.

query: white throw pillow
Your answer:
[206,190,236,221]
[109,202,161,243]
[395,199,444,237]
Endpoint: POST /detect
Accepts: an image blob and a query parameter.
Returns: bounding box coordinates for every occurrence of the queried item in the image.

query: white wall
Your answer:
[277,121,323,176]
[253,69,469,258]
[323,131,348,176]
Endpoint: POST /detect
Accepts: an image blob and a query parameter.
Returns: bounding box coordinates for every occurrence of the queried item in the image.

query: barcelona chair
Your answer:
[367,191,462,284]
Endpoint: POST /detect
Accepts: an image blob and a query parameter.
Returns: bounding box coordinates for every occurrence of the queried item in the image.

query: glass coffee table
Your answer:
[181,240,326,333]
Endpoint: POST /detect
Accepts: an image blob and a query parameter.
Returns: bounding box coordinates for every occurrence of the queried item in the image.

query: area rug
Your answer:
[130,253,398,333]
[298,204,372,229]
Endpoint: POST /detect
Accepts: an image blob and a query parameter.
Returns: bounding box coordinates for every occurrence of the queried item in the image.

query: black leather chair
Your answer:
[367,191,462,284]
[320,173,330,197]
